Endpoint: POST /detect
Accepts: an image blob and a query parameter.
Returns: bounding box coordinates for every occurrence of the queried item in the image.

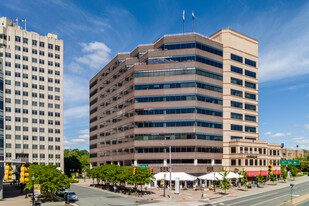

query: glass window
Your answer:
[231,77,243,86]
[231,124,243,131]
[231,89,243,97]
[245,70,256,78]
[231,54,243,63]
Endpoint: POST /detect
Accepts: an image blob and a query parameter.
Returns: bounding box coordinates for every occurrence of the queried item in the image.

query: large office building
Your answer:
[0,17,64,170]
[89,29,281,175]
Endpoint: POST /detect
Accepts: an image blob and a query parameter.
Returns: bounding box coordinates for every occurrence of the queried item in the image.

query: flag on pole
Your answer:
[20,18,27,31]
[183,10,185,21]
[13,18,18,22]
[192,10,195,20]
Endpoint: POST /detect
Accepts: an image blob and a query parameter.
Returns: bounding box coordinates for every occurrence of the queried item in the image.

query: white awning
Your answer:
[198,172,242,180]
[154,172,197,181]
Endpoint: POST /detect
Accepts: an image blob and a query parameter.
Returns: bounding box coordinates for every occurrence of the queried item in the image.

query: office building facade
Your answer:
[0,17,63,170]
[89,29,280,175]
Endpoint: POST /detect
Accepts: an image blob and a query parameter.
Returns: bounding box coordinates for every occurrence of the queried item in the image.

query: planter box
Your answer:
[41,201,65,206]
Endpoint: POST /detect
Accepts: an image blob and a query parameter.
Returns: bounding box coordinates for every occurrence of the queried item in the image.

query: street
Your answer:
[209,180,309,206]
[71,184,156,206]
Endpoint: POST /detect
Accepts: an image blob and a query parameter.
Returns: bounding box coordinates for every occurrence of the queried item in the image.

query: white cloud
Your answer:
[77,129,89,134]
[259,2,309,82]
[67,62,83,74]
[264,132,292,138]
[305,124,309,130]
[64,75,89,104]
[75,41,111,69]
[64,105,89,122]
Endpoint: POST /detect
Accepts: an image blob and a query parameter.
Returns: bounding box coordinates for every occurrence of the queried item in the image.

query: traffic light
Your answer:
[4,164,13,180]
[20,164,29,183]
[268,164,273,175]
[133,167,136,175]
[150,168,153,174]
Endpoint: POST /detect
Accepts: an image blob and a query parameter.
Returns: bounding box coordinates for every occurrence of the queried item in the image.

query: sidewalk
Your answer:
[207,175,309,204]
[74,176,309,203]
[0,183,31,206]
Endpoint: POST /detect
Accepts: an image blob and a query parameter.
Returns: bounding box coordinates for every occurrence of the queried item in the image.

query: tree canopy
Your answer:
[25,164,71,200]
[64,149,90,177]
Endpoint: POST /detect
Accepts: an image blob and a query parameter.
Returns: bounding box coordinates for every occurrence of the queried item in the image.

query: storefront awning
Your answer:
[246,170,282,177]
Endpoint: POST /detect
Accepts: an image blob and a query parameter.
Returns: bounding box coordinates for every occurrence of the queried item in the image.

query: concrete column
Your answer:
[0,179,2,200]
[194,159,198,165]
[163,159,167,166]
[211,159,215,165]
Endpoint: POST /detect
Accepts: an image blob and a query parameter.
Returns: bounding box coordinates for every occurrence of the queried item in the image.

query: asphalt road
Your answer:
[70,184,154,206]
[210,181,309,206]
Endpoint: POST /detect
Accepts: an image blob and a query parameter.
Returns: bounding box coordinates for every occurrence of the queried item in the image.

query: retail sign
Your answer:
[280,160,300,165]
[139,165,148,168]
[34,184,41,196]
[246,155,257,158]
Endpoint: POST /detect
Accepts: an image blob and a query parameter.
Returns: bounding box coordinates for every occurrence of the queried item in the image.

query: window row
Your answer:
[231,89,256,100]
[135,81,222,93]
[135,68,222,81]
[135,94,222,105]
[134,133,222,141]
[5,135,61,142]
[231,77,256,89]
[231,113,257,122]
[161,41,223,56]
[231,53,256,67]
[135,107,222,117]
[135,120,222,129]
[147,55,223,69]
[5,143,61,150]
[231,124,257,133]
[134,146,223,154]
[5,99,60,108]
[15,37,60,50]
[5,126,61,133]
[230,65,256,78]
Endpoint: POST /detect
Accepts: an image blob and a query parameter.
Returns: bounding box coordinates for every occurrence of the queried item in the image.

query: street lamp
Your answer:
[161,143,172,200]
[32,176,35,206]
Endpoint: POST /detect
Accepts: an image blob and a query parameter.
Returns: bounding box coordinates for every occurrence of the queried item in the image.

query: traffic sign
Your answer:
[280,160,300,165]
[139,165,148,168]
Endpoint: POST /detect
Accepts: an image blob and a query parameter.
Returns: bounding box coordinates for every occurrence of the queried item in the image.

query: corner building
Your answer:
[89,29,280,175]
[0,17,63,170]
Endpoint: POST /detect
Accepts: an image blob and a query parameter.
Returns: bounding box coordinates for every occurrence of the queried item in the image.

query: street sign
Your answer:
[139,165,148,168]
[290,184,294,188]
[34,184,41,196]
[280,160,300,165]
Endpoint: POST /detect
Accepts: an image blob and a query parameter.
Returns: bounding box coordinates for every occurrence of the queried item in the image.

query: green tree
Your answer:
[25,164,71,201]
[256,174,265,183]
[290,166,298,180]
[64,149,90,176]
[269,173,277,184]
[239,169,248,189]
[217,168,231,194]
[64,156,82,177]
[281,170,288,182]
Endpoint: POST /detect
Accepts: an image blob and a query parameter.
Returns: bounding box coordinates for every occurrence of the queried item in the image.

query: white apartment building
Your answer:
[0,17,63,170]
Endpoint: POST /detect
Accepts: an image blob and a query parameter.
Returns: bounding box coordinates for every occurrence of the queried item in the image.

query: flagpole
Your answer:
[25,18,27,31]
[17,17,18,27]
[183,10,185,34]
[192,10,194,33]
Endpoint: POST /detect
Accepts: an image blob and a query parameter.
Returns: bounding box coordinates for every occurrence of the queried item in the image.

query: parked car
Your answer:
[58,187,68,197]
[64,191,79,202]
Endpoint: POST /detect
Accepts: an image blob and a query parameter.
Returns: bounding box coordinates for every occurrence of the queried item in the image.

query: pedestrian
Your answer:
[114,185,117,193]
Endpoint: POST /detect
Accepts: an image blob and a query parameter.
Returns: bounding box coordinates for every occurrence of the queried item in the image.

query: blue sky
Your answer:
[1,0,309,151]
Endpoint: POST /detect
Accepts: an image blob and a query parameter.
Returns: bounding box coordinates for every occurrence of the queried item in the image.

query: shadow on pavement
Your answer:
[3,183,30,199]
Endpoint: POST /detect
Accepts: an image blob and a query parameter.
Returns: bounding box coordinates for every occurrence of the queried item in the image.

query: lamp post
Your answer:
[161,143,172,200]
[32,176,35,206]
